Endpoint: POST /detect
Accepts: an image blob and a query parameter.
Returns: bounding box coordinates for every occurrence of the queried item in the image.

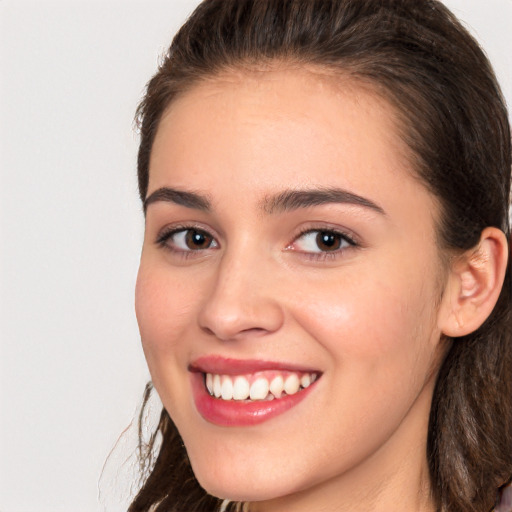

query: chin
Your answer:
[185,442,303,503]
[195,473,291,503]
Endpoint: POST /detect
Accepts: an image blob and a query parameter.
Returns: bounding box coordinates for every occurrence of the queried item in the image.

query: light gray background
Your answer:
[0,1,511,511]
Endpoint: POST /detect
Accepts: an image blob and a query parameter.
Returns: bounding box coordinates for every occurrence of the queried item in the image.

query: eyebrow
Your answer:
[143,186,385,216]
[262,187,386,215]
[144,187,211,213]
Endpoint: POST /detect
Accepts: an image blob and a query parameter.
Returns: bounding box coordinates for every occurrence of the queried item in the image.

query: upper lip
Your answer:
[189,355,320,375]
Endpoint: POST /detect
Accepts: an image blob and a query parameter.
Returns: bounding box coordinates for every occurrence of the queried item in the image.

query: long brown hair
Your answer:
[129,1,512,511]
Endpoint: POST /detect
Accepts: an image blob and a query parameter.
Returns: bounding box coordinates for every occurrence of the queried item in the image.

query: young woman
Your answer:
[129,1,512,511]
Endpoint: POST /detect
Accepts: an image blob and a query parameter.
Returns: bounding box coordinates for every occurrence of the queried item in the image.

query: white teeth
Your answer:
[206,373,213,394]
[269,375,284,398]
[284,374,300,395]
[250,378,270,400]
[221,376,233,400]
[300,374,311,389]
[213,374,222,398]
[205,372,319,401]
[233,376,250,400]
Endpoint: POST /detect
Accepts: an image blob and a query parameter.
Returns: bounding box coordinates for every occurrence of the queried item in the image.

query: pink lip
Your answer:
[189,356,320,427]
[189,355,318,375]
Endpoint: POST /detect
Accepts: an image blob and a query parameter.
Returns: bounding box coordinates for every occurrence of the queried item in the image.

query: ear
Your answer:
[438,227,509,337]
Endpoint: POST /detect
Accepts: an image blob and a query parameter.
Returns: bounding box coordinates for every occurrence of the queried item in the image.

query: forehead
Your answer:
[148,67,433,222]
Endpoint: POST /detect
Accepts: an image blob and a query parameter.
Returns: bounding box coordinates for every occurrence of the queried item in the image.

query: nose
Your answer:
[197,251,285,341]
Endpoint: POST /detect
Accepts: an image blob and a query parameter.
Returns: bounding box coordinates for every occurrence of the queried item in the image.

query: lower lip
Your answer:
[191,373,317,427]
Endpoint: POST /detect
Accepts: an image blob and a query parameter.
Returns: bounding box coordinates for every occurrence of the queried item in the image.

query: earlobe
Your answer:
[438,227,509,338]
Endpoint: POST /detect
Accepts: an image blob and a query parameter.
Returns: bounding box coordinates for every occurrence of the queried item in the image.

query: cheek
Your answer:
[286,264,443,456]
[135,259,198,359]
[293,262,440,372]
[135,259,203,419]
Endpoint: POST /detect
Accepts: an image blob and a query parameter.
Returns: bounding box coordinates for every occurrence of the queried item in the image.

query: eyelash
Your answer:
[156,225,219,258]
[288,227,358,261]
[155,225,358,261]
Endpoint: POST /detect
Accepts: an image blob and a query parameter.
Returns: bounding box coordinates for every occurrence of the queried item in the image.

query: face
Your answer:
[136,68,448,510]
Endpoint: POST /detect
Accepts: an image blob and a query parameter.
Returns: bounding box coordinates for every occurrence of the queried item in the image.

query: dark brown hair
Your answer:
[130,1,512,511]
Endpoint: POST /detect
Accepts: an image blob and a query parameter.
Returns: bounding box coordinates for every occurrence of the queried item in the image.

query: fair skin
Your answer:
[135,67,508,512]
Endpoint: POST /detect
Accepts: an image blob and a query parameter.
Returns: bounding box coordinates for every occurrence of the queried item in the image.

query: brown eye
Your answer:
[184,229,214,250]
[315,231,343,251]
[291,229,355,254]
[158,228,219,252]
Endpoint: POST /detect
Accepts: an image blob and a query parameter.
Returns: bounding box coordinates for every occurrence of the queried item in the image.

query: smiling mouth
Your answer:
[190,358,322,426]
[204,371,319,402]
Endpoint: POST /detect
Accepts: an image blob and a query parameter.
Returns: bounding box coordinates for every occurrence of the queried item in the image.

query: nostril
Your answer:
[240,327,268,336]
[201,326,215,336]
[200,325,271,340]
